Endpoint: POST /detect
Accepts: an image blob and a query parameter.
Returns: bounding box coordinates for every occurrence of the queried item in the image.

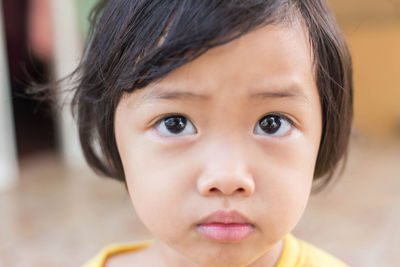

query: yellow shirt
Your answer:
[82,235,349,267]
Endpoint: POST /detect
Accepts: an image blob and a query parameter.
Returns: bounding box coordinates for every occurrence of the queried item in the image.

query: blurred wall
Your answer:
[329,0,400,138]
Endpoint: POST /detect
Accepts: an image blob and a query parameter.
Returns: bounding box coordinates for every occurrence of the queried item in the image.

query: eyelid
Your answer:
[262,112,296,127]
[149,113,188,128]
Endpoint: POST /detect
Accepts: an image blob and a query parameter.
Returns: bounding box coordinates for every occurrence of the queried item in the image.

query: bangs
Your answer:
[87,0,298,93]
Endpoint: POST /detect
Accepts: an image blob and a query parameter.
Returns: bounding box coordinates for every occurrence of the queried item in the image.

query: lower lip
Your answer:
[197,223,255,242]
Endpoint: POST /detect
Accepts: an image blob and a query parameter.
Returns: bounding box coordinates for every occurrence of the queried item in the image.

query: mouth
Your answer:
[196,210,255,242]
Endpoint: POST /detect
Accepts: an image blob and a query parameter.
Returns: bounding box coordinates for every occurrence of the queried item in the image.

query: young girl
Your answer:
[70,0,353,266]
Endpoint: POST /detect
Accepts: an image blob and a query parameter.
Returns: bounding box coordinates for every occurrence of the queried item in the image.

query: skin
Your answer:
[112,20,322,267]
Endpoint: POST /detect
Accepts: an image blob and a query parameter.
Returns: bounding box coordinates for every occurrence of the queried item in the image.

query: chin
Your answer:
[187,249,255,267]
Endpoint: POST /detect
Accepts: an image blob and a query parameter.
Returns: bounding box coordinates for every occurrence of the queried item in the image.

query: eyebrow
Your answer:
[136,86,310,106]
[249,89,309,102]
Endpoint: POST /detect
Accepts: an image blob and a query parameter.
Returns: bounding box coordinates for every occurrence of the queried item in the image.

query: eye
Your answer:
[254,114,293,137]
[154,115,197,136]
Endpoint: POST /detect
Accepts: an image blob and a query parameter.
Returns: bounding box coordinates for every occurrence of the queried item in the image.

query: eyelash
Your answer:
[151,112,296,138]
[151,113,196,138]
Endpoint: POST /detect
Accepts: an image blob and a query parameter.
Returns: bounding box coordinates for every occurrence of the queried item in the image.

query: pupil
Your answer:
[260,115,281,134]
[165,116,187,133]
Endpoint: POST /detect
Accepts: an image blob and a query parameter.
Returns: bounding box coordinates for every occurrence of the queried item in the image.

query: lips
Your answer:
[196,210,255,242]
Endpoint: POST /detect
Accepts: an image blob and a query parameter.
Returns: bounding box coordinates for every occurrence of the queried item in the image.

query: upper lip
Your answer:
[197,210,253,225]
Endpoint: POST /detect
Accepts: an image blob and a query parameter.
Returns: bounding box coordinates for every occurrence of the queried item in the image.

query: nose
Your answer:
[196,155,255,197]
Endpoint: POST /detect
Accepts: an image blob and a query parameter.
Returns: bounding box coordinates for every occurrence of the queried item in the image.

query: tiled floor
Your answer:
[1,136,399,267]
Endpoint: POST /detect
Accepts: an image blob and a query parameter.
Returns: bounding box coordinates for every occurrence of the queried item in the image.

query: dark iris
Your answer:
[259,115,281,134]
[164,116,187,134]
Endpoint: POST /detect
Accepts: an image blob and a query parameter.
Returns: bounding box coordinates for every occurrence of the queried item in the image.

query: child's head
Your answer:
[73,0,352,265]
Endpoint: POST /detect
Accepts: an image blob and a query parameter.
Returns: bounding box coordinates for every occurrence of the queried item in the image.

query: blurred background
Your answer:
[0,0,399,266]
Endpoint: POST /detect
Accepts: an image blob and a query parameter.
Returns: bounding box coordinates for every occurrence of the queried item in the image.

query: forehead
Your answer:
[122,21,316,107]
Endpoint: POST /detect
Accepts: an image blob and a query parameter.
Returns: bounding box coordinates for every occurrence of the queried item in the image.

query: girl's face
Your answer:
[115,21,322,267]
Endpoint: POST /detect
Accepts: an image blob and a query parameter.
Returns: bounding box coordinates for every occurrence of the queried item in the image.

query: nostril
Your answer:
[209,187,245,194]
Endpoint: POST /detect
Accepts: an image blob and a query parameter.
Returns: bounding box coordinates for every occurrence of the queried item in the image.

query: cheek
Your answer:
[257,165,312,233]
[254,134,318,233]
[257,130,320,184]
[120,140,194,238]
[253,167,312,244]
[115,104,186,218]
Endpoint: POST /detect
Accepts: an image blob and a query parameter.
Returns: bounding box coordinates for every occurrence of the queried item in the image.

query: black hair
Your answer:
[61,0,352,190]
